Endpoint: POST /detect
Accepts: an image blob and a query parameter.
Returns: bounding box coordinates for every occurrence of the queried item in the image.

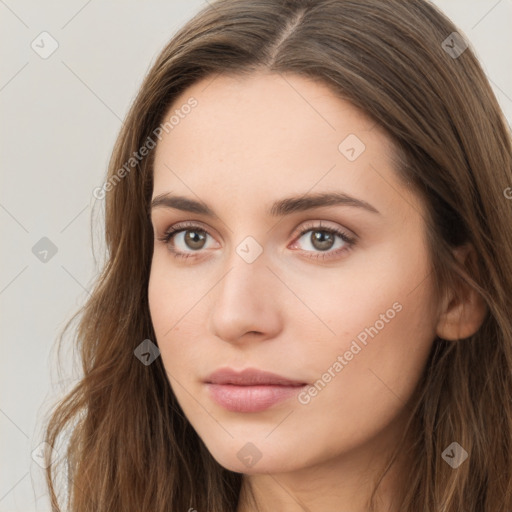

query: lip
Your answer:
[204,367,308,413]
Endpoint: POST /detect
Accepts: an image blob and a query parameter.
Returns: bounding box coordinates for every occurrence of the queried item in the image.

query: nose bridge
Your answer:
[208,238,282,341]
[217,240,270,307]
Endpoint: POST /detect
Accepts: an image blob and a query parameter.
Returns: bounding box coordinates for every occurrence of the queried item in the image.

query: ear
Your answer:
[435,244,487,341]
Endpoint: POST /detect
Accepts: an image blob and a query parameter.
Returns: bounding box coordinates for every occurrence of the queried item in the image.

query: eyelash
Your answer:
[156,221,356,261]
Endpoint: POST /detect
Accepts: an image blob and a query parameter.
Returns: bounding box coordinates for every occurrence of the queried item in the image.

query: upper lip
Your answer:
[205,367,307,387]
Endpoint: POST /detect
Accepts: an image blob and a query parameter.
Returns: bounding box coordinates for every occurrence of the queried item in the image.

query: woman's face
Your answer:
[148,72,440,475]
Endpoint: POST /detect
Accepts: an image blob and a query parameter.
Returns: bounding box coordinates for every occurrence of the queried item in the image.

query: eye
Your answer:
[289,222,356,260]
[157,221,219,259]
[156,220,356,262]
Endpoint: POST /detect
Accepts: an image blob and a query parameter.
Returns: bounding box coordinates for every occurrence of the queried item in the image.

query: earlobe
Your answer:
[435,245,488,341]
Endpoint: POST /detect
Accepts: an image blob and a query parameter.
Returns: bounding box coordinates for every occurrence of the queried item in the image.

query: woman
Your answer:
[44,0,512,510]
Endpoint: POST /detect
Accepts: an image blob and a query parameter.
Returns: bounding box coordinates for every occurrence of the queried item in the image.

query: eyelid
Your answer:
[290,220,357,242]
[158,220,220,240]
[157,220,355,242]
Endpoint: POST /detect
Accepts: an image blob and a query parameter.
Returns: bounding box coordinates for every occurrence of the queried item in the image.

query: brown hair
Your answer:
[43,0,512,510]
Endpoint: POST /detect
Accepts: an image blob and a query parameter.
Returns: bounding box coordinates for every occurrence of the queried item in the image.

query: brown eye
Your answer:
[295,227,351,253]
[158,223,219,259]
[290,223,356,261]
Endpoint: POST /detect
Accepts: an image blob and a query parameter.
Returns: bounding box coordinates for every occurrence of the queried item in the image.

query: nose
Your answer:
[208,248,283,345]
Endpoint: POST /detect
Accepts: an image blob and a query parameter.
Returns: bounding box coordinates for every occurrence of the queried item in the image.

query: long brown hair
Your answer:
[43,0,512,510]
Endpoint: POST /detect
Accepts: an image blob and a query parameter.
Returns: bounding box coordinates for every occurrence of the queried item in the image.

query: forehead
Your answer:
[155,71,379,163]
[151,72,416,218]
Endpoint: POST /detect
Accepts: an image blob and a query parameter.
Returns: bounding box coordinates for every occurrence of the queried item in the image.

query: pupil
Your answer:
[312,231,334,251]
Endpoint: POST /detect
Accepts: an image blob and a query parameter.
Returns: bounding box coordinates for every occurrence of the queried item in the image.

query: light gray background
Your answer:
[1,1,511,510]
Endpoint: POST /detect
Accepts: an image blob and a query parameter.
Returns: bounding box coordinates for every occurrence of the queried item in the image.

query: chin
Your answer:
[204,441,305,475]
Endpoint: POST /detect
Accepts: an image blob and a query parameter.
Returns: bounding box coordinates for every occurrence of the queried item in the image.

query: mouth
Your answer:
[204,367,308,413]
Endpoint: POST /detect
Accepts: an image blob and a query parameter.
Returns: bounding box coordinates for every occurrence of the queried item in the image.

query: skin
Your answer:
[148,72,484,512]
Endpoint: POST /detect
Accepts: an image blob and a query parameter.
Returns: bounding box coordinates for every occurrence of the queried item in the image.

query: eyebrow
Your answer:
[150,191,380,217]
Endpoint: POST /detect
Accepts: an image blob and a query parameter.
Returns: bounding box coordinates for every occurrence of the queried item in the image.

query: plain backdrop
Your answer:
[1,1,511,510]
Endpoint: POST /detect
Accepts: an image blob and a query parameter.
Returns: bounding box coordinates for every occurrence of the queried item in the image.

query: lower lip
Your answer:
[206,383,306,412]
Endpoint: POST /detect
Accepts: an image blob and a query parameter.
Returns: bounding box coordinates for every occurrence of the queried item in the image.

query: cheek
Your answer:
[148,252,200,332]
[147,256,210,375]
[288,231,434,342]
[296,233,437,410]
[148,260,171,336]
[300,259,437,433]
